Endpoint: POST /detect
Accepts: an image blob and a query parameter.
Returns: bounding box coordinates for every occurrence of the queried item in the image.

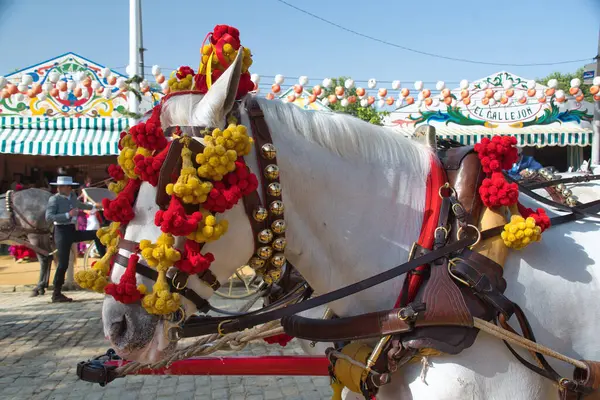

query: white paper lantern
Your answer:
[570,78,581,88]
[42,82,52,92]
[480,82,490,90]
[435,81,445,91]
[160,81,169,90]
[81,87,89,98]
[298,75,309,86]
[414,81,424,90]
[593,77,600,86]
[493,91,502,101]
[432,98,440,108]
[321,97,329,106]
[318,91,326,99]
[344,79,354,89]
[391,80,401,90]
[116,77,127,89]
[251,73,260,84]
[341,98,349,107]
[102,67,111,78]
[322,78,332,88]
[360,98,369,107]
[451,98,457,107]
[547,79,558,89]
[367,78,377,89]
[58,91,67,100]
[417,92,424,101]
[21,75,33,85]
[15,93,25,102]
[126,65,135,76]
[537,95,546,102]
[555,89,565,99]
[103,88,112,99]
[502,80,512,90]
[37,92,47,101]
[17,84,27,92]
[91,81,101,90]
[417,100,423,108]
[377,99,385,108]
[151,65,161,76]
[488,98,496,106]
[0,76,6,88]
[459,79,469,90]
[67,81,76,91]
[49,71,60,83]
[395,99,403,108]
[274,74,284,85]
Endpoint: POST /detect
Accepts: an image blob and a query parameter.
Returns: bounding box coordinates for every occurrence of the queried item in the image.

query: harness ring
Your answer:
[172,272,189,290]
[217,319,232,336]
[456,224,481,248]
[438,183,457,199]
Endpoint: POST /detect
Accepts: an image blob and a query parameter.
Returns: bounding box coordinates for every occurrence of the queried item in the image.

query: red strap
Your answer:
[395,156,446,307]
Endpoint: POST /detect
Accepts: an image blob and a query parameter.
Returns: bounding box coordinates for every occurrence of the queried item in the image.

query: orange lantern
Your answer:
[569,87,579,95]
[444,96,453,105]
[538,96,547,104]
[271,84,281,93]
[482,97,490,105]
[156,74,165,84]
[500,96,508,105]
[556,97,565,103]
[505,88,514,98]
[26,89,36,98]
[313,85,322,96]
[400,88,410,97]
[356,87,366,97]
[328,94,338,104]
[266,93,275,100]
[518,96,527,104]
[6,84,18,95]
[460,90,469,99]
[485,89,493,99]
[594,94,600,101]
[74,88,83,98]
[0,89,9,99]
[378,88,388,97]
[31,83,41,94]
[57,81,67,92]
[308,94,317,103]
[545,88,555,97]
[50,88,59,97]
[82,77,92,87]
[367,96,375,105]
[422,89,431,98]
[405,96,415,105]
[287,95,296,102]
[590,86,599,95]
[335,86,345,96]
[164,87,171,95]
[347,95,357,104]
[385,96,394,105]
[107,76,117,86]
[424,98,433,106]
[575,94,584,102]
[441,88,450,98]
[527,89,536,97]
[293,84,303,94]
[462,97,471,106]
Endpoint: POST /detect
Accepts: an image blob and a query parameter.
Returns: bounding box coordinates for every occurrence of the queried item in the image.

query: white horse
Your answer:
[102,50,600,399]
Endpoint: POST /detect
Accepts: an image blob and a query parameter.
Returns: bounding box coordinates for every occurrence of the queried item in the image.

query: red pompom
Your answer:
[103,179,141,224]
[212,24,240,44]
[176,66,195,80]
[129,105,168,151]
[175,240,215,275]
[14,183,23,191]
[155,195,202,236]
[479,172,519,208]
[133,145,169,187]
[203,161,259,213]
[108,164,125,181]
[474,136,519,174]
[517,203,551,232]
[104,254,144,304]
[263,333,294,347]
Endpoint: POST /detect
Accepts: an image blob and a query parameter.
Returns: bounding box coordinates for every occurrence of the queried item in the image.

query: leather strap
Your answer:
[523,174,600,191]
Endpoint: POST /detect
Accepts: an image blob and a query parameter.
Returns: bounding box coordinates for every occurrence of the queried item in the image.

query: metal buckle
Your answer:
[172,272,189,290]
[434,226,449,240]
[166,326,182,342]
[456,224,481,248]
[169,307,186,325]
[217,319,232,336]
[451,202,465,216]
[438,183,457,199]
[447,258,471,287]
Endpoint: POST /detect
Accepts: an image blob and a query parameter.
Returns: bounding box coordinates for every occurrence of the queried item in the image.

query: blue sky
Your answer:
[0,0,598,89]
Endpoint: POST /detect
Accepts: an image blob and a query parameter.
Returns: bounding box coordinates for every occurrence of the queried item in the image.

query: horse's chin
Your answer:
[102,297,177,363]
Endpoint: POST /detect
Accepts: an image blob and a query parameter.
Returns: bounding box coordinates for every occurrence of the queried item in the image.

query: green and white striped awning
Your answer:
[0,117,128,156]
[437,131,593,147]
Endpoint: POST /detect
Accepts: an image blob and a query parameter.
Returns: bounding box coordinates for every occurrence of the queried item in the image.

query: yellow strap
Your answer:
[206,52,214,90]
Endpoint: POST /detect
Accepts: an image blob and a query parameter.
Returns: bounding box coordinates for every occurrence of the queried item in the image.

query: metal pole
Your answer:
[138,0,145,79]
[591,26,600,168]
[128,0,141,126]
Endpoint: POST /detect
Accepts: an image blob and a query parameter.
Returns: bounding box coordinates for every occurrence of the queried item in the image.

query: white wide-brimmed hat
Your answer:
[49,176,79,186]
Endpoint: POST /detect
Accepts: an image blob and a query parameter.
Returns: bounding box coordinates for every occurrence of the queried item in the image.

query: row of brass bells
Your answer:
[540,168,578,207]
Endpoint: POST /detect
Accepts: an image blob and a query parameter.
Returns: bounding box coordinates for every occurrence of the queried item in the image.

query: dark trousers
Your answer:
[53,225,106,289]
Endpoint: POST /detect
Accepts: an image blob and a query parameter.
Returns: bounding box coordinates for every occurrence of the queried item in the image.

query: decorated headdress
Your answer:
[166,24,255,99]
[75,24,260,315]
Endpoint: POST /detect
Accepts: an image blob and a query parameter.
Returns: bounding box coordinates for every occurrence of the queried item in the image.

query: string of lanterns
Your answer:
[0,67,154,104]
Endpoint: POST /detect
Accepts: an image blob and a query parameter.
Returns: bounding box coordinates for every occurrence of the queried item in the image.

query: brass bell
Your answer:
[263,274,273,285]
[272,237,287,251]
[268,269,281,283]
[261,143,277,160]
[257,246,274,260]
[268,182,282,197]
[556,183,566,192]
[562,188,573,198]
[521,169,534,178]
[271,219,286,234]
[253,207,268,222]
[566,196,577,207]
[270,253,286,268]
[269,200,284,215]
[249,257,266,269]
[264,164,280,180]
[258,229,274,244]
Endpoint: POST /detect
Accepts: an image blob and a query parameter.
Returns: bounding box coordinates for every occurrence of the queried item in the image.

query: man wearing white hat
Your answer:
[44,176,106,302]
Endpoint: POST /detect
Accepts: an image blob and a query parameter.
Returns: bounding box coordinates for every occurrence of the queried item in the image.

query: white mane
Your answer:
[249,96,432,177]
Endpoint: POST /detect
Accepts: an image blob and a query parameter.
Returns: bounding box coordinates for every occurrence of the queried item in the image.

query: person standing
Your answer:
[45,176,107,302]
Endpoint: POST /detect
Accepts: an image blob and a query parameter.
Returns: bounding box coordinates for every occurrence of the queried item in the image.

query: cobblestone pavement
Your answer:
[0,291,331,400]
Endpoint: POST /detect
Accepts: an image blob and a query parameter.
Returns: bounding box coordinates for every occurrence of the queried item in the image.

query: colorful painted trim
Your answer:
[439,132,593,147]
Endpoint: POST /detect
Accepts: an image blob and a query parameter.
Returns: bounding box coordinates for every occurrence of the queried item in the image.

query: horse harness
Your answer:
[110,99,600,399]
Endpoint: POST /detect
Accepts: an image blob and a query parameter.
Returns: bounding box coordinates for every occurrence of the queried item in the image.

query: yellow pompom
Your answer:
[187,210,229,243]
[141,270,180,315]
[169,144,213,204]
[108,179,127,194]
[502,214,543,250]
[96,222,121,247]
[139,233,181,271]
[75,269,109,293]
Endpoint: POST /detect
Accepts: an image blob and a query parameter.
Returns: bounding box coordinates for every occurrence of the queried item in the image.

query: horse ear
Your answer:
[197,46,244,124]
